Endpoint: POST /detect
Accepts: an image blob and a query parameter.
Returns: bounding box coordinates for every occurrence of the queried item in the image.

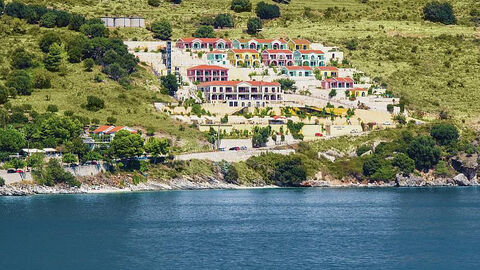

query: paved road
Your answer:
[175,149,295,162]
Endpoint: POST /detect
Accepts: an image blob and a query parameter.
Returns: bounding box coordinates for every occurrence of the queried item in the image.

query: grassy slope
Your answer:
[0,17,209,153]
[24,0,480,122]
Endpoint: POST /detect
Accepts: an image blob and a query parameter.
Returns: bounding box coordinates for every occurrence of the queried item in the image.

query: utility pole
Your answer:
[216,123,220,150]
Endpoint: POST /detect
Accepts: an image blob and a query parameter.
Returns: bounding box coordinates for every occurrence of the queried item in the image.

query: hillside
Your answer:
[17,0,480,123]
[0,15,209,153]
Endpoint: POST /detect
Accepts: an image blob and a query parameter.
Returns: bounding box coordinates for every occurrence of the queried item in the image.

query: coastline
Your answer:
[0,172,478,196]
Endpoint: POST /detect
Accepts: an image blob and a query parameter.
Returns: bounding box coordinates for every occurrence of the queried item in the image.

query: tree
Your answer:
[392,153,415,176]
[387,104,394,113]
[151,20,172,40]
[252,126,271,148]
[328,89,337,98]
[54,10,71,27]
[148,0,160,7]
[430,123,459,146]
[6,70,33,95]
[160,74,178,96]
[194,25,215,38]
[5,2,27,18]
[231,0,252,12]
[214,14,234,29]
[0,85,8,105]
[43,158,80,187]
[86,95,105,111]
[407,135,442,171]
[80,23,109,38]
[26,153,45,170]
[423,1,456,25]
[275,78,295,91]
[256,2,281,19]
[272,156,307,186]
[109,130,144,159]
[0,128,26,154]
[370,164,396,182]
[39,115,83,146]
[39,32,62,53]
[220,114,229,124]
[11,48,34,69]
[68,14,85,31]
[362,156,382,176]
[9,158,26,170]
[44,43,63,72]
[144,137,170,163]
[83,58,95,71]
[33,68,52,89]
[247,17,262,35]
[62,152,78,165]
[104,63,126,81]
[40,12,57,28]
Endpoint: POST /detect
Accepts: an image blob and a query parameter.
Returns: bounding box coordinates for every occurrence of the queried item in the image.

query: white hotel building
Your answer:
[197,81,283,107]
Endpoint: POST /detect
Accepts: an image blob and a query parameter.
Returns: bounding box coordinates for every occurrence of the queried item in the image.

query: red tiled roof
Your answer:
[263,49,293,54]
[284,66,313,70]
[93,125,113,133]
[178,38,231,43]
[208,50,226,54]
[105,126,126,134]
[298,49,324,54]
[335,77,354,83]
[230,49,258,53]
[198,81,280,87]
[317,66,338,71]
[254,38,287,44]
[187,65,229,71]
[290,38,311,45]
[349,88,367,92]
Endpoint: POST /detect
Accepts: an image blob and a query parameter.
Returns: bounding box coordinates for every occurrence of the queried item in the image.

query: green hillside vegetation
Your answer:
[0,14,208,153]
[17,0,479,122]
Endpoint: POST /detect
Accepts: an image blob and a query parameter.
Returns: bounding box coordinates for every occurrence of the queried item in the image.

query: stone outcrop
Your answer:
[451,153,479,180]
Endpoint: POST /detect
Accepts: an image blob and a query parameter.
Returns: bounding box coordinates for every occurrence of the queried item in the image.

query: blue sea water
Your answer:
[1,187,480,269]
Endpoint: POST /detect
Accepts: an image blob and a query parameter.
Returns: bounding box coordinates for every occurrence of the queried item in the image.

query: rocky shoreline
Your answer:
[0,172,478,196]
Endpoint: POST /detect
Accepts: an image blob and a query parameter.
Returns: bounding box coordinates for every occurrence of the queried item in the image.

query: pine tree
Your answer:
[44,43,63,72]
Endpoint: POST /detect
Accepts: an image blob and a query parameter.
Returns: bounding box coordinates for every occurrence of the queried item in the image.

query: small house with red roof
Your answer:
[294,50,325,67]
[346,88,368,98]
[197,81,282,107]
[281,66,314,77]
[288,38,311,51]
[186,65,229,82]
[261,49,294,66]
[321,77,354,90]
[207,50,227,65]
[317,66,339,78]
[175,38,232,50]
[91,125,137,141]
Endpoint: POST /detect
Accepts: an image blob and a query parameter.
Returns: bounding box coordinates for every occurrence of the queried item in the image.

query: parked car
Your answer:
[229,147,240,151]
[240,146,247,150]
[91,161,98,165]
[15,169,24,173]
[7,169,15,174]
[69,164,78,167]
[315,133,323,137]
[383,121,392,126]
[219,148,226,151]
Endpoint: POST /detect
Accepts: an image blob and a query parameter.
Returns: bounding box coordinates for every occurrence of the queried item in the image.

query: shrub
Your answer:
[68,13,85,31]
[151,19,172,40]
[362,156,382,176]
[46,104,58,113]
[11,48,34,69]
[271,156,306,186]
[54,10,71,27]
[392,153,415,175]
[86,95,105,111]
[256,1,281,19]
[160,74,178,96]
[194,25,215,38]
[148,0,160,7]
[106,116,117,124]
[247,17,262,35]
[423,1,456,25]
[231,0,252,12]
[44,43,63,72]
[0,177,4,187]
[0,85,8,104]
[328,89,337,98]
[33,69,52,89]
[252,126,271,148]
[370,164,396,182]
[39,32,62,53]
[83,58,95,71]
[346,39,358,50]
[287,120,304,140]
[356,145,371,156]
[214,14,234,29]
[387,104,394,113]
[40,12,57,28]
[407,135,441,171]
[434,160,450,177]
[6,70,33,95]
[430,123,459,146]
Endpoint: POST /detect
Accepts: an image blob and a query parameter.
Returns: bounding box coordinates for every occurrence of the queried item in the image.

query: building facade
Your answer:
[227,49,261,67]
[261,49,294,66]
[175,38,232,50]
[186,65,229,82]
[207,51,227,65]
[321,77,354,89]
[232,38,287,50]
[281,66,314,77]
[197,81,283,107]
[293,50,325,67]
[317,66,339,78]
[288,39,311,51]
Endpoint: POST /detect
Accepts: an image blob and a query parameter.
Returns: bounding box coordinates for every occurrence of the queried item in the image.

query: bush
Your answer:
[256,1,281,19]
[252,126,271,148]
[346,39,358,50]
[86,95,105,111]
[0,85,8,105]
[6,70,33,95]
[106,116,117,124]
[214,14,234,29]
[356,145,371,156]
[33,69,52,89]
[160,74,178,96]
[387,104,394,113]
[247,17,262,35]
[68,13,85,31]
[0,177,4,187]
[194,25,215,38]
[40,12,57,28]
[392,153,415,175]
[148,0,160,7]
[83,58,95,72]
[430,123,459,146]
[434,160,450,177]
[407,135,441,171]
[287,120,304,140]
[362,156,382,176]
[11,48,34,69]
[39,32,62,53]
[423,1,456,25]
[46,104,58,113]
[54,10,71,27]
[370,164,396,182]
[151,19,172,40]
[231,0,252,12]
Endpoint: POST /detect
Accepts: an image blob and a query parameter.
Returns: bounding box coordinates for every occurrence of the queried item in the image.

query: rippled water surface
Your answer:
[1,188,480,269]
